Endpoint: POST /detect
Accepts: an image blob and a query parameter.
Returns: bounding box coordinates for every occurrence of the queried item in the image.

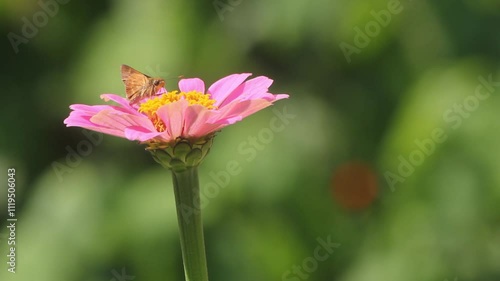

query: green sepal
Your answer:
[147,134,215,171]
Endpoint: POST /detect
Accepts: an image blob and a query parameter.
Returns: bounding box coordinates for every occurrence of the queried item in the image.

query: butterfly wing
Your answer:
[121,65,152,104]
[121,64,151,81]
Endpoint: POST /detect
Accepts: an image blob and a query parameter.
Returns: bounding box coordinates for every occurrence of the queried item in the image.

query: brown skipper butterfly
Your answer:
[121,64,165,105]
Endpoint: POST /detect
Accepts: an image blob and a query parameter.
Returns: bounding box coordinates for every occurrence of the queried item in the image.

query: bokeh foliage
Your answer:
[1,0,499,280]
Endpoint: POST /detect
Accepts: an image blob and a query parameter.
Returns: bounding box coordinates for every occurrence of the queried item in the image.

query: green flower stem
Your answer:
[171,167,209,281]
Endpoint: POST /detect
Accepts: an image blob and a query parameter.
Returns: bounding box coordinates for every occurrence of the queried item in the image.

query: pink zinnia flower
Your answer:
[64,73,288,168]
[64,70,289,279]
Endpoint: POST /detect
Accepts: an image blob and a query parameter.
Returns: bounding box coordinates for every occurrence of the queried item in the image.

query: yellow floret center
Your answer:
[138,91,217,132]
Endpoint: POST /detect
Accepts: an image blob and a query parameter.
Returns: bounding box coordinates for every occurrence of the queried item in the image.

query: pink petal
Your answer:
[90,109,155,132]
[70,104,135,115]
[210,99,272,124]
[65,110,106,128]
[198,99,273,133]
[218,76,274,107]
[69,104,109,113]
[64,114,94,127]
[274,94,290,101]
[181,98,277,137]
[100,94,140,114]
[214,115,243,125]
[76,125,126,138]
[207,73,252,106]
[179,78,205,93]
[124,126,163,141]
[241,92,290,102]
[182,105,221,138]
[157,87,167,94]
[182,104,205,136]
[157,131,173,142]
[65,115,127,138]
[156,100,189,140]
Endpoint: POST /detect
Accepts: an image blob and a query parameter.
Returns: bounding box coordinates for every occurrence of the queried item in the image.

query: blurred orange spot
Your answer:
[331,162,378,210]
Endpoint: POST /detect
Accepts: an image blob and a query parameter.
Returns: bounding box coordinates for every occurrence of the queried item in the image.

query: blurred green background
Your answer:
[1,0,500,280]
